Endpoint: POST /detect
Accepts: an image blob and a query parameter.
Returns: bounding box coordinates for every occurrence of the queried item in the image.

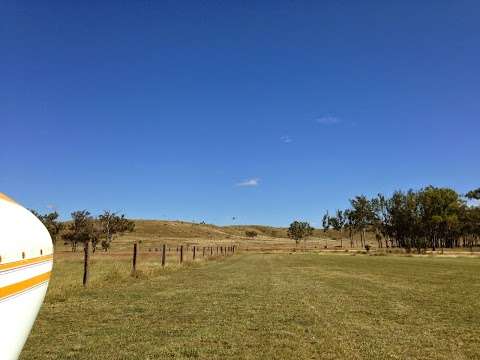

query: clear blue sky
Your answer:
[2,1,479,226]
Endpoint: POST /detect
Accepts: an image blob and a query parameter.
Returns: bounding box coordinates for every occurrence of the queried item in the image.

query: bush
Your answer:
[245,230,258,238]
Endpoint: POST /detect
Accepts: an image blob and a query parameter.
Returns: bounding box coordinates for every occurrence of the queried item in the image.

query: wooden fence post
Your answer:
[132,242,138,275]
[210,247,213,256]
[180,245,183,264]
[193,246,196,260]
[203,247,205,257]
[161,244,166,267]
[83,240,90,287]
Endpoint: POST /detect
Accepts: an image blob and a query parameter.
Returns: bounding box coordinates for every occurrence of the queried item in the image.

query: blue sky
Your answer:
[2,1,479,226]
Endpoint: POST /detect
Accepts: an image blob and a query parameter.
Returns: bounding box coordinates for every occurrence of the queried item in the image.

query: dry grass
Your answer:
[21,252,480,359]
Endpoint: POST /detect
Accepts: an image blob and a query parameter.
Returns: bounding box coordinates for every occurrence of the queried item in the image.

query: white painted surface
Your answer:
[0,283,49,360]
[0,194,53,360]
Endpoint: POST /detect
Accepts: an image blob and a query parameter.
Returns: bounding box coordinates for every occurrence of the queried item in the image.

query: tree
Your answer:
[349,195,373,248]
[62,210,97,252]
[31,210,64,245]
[287,221,313,247]
[329,210,345,247]
[344,209,355,248]
[98,211,135,252]
[466,188,480,201]
[322,211,330,248]
[245,230,258,238]
[62,210,99,286]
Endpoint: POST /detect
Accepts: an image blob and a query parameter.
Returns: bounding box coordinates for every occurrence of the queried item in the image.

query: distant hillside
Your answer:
[132,220,339,239]
[57,219,374,252]
[132,220,290,239]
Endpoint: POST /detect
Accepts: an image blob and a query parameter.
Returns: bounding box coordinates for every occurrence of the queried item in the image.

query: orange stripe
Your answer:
[0,254,53,271]
[0,271,51,300]
[0,193,17,204]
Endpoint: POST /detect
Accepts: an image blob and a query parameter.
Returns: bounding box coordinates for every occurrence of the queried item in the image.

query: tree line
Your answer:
[322,186,480,252]
[287,186,480,252]
[31,209,135,252]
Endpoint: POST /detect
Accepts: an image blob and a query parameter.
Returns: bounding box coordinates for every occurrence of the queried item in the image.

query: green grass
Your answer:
[21,253,480,359]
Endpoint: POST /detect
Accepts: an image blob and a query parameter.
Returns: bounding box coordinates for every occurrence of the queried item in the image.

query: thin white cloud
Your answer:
[280,135,293,143]
[236,178,260,187]
[316,115,341,125]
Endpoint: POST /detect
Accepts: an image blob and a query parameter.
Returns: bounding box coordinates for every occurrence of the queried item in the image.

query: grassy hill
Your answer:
[132,220,290,239]
[57,219,376,254]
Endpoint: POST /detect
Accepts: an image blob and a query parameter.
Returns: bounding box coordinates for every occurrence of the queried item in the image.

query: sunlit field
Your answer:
[21,252,480,360]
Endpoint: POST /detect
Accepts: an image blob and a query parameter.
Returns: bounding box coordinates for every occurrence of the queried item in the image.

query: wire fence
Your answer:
[131,242,237,274]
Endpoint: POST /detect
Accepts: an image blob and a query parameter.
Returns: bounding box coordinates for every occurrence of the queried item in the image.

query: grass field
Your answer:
[21,252,480,359]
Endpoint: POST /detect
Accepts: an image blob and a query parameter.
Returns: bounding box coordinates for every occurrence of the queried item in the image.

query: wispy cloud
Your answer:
[316,115,341,125]
[280,135,293,143]
[236,178,260,187]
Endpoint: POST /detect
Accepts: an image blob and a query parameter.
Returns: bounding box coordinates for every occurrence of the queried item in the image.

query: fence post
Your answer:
[210,247,213,256]
[161,244,166,267]
[83,240,90,287]
[132,242,138,275]
[193,246,196,260]
[180,245,184,264]
[203,247,205,257]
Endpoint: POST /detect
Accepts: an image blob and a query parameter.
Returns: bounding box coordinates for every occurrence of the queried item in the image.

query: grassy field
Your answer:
[21,252,480,359]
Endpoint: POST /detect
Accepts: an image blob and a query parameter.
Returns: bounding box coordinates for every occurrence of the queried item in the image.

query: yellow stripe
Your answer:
[0,254,53,271]
[0,271,51,300]
[0,193,17,204]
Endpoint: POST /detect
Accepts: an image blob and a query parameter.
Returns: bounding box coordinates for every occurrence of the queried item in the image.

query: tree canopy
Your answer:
[326,186,480,252]
[288,221,313,244]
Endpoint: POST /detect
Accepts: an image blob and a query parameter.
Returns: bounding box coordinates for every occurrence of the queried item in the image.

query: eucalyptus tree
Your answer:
[62,210,97,252]
[98,211,135,252]
[466,188,480,200]
[461,206,480,249]
[328,210,345,247]
[349,195,373,248]
[370,194,392,248]
[288,221,313,248]
[322,211,330,248]
[343,209,355,248]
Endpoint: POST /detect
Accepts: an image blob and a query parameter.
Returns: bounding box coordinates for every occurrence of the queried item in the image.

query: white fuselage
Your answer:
[0,194,53,360]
